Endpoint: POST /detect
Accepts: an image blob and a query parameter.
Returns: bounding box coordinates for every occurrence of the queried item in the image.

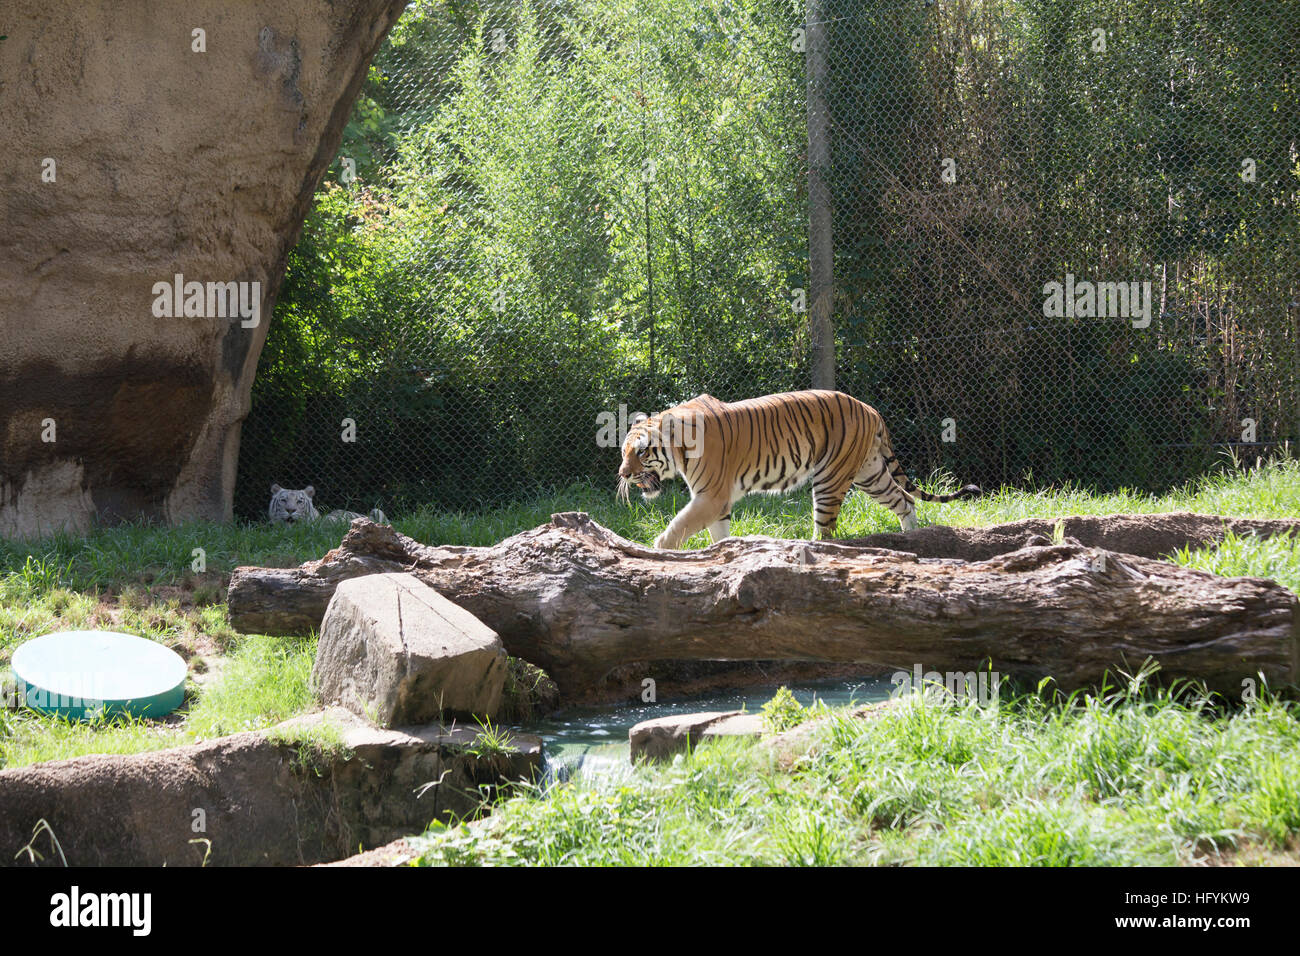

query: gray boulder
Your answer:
[312,573,507,726]
[629,710,763,762]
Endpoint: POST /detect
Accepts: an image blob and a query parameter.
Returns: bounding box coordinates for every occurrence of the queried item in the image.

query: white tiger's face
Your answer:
[268,484,321,524]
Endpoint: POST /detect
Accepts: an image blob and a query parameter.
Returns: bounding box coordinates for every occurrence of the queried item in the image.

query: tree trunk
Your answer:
[228,513,1300,700]
[806,0,836,390]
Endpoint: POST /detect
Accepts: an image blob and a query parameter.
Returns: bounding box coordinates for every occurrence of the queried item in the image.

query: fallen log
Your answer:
[228,513,1300,700]
[845,511,1300,562]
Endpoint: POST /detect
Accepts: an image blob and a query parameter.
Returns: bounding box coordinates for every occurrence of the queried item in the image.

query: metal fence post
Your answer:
[806,0,835,392]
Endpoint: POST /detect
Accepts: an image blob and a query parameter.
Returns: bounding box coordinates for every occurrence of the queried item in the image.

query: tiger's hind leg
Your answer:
[810,476,855,540]
[854,454,919,531]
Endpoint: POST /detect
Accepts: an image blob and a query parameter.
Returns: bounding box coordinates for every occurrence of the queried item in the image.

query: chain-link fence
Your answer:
[235,0,1300,520]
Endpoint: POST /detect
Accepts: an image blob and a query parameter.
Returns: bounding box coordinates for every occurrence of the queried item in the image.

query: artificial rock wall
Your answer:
[0,0,408,537]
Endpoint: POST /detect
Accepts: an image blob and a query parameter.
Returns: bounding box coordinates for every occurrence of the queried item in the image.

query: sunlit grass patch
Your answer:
[413,681,1300,867]
[0,707,188,769]
[3,458,1297,581]
[1169,529,1300,593]
[182,634,317,740]
[0,633,317,770]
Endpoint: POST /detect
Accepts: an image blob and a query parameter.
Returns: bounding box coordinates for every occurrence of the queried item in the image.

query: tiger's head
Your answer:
[269,483,321,524]
[617,412,684,502]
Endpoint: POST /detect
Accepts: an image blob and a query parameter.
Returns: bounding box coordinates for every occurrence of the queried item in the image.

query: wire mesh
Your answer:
[235,0,1300,520]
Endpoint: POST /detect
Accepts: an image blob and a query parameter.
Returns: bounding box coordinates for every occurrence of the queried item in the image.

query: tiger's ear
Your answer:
[630,412,649,425]
[270,483,282,495]
[304,486,316,498]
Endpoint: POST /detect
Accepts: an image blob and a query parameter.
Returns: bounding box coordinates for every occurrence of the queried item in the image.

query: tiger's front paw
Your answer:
[653,532,674,550]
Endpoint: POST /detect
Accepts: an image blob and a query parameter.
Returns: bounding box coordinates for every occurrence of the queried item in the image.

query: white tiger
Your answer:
[268,484,387,525]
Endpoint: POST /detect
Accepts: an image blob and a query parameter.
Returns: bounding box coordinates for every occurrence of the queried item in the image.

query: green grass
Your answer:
[1172,528,1300,595]
[182,634,318,739]
[0,709,190,771]
[3,457,1298,591]
[760,685,809,734]
[413,679,1300,866]
[2,455,1300,853]
[398,455,1300,550]
[264,717,353,777]
[0,633,317,769]
[464,719,519,759]
[0,518,362,595]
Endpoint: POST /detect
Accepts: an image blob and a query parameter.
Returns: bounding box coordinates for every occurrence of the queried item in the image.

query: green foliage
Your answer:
[185,635,318,739]
[464,718,518,759]
[242,0,1299,514]
[830,0,1300,493]
[265,718,352,778]
[499,656,561,722]
[1,709,184,771]
[4,554,74,599]
[760,686,807,734]
[1172,529,1300,595]
[240,0,805,517]
[15,819,67,867]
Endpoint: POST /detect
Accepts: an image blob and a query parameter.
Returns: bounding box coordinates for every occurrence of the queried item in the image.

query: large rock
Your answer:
[762,699,903,766]
[0,0,408,537]
[0,708,542,867]
[629,710,763,762]
[312,572,507,725]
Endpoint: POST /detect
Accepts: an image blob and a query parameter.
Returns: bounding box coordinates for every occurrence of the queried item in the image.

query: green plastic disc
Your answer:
[12,630,187,720]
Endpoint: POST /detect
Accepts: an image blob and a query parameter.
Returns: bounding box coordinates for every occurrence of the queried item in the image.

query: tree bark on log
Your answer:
[843,511,1300,562]
[228,513,1300,700]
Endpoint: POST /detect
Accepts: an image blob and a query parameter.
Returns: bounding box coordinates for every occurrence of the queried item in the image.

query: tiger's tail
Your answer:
[878,424,982,503]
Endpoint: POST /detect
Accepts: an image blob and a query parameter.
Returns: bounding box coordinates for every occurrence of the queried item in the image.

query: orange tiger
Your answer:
[617,390,981,549]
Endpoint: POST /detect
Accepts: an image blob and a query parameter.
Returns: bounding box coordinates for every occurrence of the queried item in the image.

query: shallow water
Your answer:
[517,675,896,784]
